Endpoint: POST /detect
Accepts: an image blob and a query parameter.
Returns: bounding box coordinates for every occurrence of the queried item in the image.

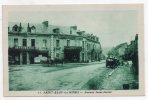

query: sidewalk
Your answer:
[101,64,138,90]
[82,64,138,90]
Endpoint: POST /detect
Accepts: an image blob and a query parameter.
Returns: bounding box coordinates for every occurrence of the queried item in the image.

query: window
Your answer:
[23,39,27,46]
[56,40,60,47]
[14,38,18,47]
[43,39,47,48]
[31,39,35,47]
[67,40,70,46]
[56,53,59,58]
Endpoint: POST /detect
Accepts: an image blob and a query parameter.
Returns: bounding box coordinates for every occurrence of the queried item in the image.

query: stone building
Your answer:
[8,21,102,64]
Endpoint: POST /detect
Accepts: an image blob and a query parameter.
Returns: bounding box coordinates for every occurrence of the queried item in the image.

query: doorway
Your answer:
[22,52,27,64]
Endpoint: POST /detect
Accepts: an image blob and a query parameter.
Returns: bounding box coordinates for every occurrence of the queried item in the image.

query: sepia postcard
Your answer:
[3,4,145,96]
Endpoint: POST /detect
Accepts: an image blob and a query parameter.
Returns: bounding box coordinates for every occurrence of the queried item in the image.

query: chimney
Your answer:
[42,21,48,27]
[70,26,77,34]
[135,34,138,40]
[81,31,85,34]
[27,23,31,32]
[18,22,22,32]
[70,26,77,30]
[28,23,30,27]
[20,22,22,27]
[8,27,10,32]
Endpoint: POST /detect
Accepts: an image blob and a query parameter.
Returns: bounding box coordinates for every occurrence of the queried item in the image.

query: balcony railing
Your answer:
[9,46,39,51]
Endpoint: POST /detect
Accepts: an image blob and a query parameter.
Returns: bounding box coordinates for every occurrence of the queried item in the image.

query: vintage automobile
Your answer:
[34,55,48,64]
[106,57,120,68]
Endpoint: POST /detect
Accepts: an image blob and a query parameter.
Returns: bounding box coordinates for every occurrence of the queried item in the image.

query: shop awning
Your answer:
[64,46,82,52]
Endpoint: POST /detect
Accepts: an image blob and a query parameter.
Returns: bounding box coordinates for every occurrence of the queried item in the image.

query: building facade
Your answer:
[8,21,102,64]
[124,34,138,74]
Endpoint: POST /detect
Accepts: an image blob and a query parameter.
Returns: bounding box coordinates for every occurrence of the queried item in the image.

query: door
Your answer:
[22,52,27,64]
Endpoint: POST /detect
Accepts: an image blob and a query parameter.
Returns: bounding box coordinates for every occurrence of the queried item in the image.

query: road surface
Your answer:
[9,62,113,90]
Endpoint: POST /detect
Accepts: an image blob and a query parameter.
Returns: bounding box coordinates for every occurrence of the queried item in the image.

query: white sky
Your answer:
[8,10,138,48]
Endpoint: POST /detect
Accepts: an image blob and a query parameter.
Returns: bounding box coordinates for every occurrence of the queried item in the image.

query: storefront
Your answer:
[9,46,49,65]
[64,46,82,62]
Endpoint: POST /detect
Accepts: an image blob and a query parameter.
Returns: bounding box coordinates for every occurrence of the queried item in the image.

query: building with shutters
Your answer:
[8,21,102,64]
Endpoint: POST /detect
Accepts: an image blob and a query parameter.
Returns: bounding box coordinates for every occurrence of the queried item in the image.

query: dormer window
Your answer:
[53,28,60,34]
[31,26,36,33]
[31,26,36,30]
[12,24,18,32]
[77,32,82,35]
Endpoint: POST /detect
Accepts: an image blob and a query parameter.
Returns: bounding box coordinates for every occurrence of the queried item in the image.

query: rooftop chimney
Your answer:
[27,23,30,27]
[70,26,77,30]
[18,22,22,32]
[20,22,22,27]
[27,23,31,32]
[8,27,10,32]
[42,21,48,27]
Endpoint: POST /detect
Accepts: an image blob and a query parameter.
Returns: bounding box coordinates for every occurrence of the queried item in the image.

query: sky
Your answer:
[8,10,138,48]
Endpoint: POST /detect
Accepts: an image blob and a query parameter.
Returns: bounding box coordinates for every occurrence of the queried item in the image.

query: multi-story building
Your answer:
[8,21,102,64]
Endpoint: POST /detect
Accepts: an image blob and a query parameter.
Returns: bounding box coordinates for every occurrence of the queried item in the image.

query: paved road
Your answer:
[9,62,112,90]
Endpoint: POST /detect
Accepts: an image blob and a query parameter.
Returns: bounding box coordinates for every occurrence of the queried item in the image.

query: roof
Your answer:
[9,22,74,35]
[8,22,99,42]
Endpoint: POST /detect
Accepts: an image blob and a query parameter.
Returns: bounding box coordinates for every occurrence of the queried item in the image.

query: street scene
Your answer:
[8,7,139,91]
[9,59,138,90]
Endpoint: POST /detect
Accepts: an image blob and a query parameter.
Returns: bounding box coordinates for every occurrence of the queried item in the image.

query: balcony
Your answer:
[9,46,39,52]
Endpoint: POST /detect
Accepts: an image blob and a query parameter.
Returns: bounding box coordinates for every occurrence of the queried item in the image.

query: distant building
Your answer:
[124,34,138,74]
[8,21,102,64]
[108,43,128,57]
